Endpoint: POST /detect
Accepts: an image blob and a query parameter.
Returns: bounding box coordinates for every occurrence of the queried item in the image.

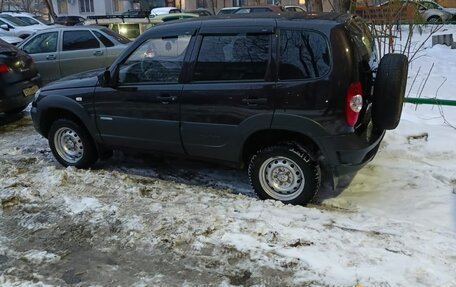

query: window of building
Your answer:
[279,30,330,80]
[193,34,270,82]
[63,30,100,51]
[79,0,94,13]
[113,0,123,12]
[57,0,68,14]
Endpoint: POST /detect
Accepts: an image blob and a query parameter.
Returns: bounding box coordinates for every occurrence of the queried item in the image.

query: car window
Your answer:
[235,8,251,13]
[251,8,271,13]
[63,30,100,51]
[118,34,191,84]
[101,27,130,44]
[279,30,330,80]
[193,34,270,82]
[92,30,114,47]
[111,23,141,39]
[16,16,39,25]
[22,32,58,54]
[34,16,51,25]
[0,14,29,26]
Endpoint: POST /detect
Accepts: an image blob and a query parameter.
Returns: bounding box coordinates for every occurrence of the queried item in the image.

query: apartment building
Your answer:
[52,0,135,15]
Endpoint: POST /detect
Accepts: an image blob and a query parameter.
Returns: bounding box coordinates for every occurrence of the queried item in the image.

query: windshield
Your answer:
[101,27,130,44]
[17,16,39,25]
[0,14,30,26]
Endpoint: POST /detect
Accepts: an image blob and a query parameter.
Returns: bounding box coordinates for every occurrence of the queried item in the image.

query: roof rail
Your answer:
[86,15,153,24]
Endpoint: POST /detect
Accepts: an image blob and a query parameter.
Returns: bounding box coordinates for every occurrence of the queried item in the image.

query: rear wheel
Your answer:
[48,119,98,168]
[248,144,320,205]
[373,53,408,130]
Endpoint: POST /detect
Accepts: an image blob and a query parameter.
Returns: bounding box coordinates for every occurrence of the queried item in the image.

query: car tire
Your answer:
[372,53,408,130]
[48,119,98,168]
[248,143,320,205]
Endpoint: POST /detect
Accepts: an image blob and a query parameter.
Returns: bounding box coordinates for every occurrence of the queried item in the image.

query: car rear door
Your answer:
[59,29,107,77]
[180,22,276,163]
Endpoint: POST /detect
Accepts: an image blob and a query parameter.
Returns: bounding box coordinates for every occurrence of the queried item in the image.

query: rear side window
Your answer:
[347,18,374,60]
[279,30,330,80]
[93,30,114,47]
[63,30,100,51]
[193,34,270,81]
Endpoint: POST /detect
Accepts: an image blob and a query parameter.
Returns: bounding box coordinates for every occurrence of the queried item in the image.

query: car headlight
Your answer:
[34,88,41,101]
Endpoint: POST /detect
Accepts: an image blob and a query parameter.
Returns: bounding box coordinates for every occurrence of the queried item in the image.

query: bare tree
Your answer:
[330,0,351,13]
[42,0,56,19]
[21,0,35,11]
[306,0,323,12]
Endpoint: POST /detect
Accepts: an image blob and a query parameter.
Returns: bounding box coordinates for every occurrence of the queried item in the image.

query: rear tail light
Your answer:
[345,82,363,127]
[0,64,10,73]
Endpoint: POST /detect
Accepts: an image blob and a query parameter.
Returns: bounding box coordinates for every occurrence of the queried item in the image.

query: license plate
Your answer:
[23,85,39,97]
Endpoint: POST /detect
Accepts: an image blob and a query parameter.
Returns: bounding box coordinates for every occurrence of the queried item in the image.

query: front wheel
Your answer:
[248,144,321,205]
[48,119,98,168]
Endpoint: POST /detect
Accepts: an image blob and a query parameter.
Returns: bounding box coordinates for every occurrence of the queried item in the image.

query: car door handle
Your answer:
[242,98,268,105]
[46,54,56,60]
[93,50,104,56]
[157,95,176,104]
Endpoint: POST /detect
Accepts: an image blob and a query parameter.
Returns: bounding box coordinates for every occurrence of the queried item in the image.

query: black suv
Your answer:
[31,13,408,205]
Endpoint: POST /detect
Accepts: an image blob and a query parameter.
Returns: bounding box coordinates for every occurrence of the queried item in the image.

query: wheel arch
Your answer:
[37,96,98,140]
[241,129,322,166]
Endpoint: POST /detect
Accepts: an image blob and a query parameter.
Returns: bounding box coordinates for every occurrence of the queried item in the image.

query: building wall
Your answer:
[52,0,133,16]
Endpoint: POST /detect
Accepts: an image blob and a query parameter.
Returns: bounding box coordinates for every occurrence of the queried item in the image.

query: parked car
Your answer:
[85,13,198,40]
[0,34,23,45]
[150,7,181,16]
[186,8,213,16]
[376,0,454,22]
[54,16,86,26]
[18,26,130,83]
[234,5,284,13]
[30,14,408,205]
[217,7,240,15]
[284,5,306,12]
[0,38,41,114]
[416,0,456,20]
[1,11,52,27]
[121,10,150,18]
[0,14,43,39]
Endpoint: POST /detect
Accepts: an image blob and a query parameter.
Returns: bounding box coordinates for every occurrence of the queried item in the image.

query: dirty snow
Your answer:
[1,25,456,286]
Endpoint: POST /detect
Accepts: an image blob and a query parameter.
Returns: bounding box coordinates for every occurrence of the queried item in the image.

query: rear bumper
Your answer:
[0,76,41,113]
[319,127,385,177]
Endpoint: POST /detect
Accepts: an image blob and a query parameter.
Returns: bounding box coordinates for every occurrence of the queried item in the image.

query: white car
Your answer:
[1,12,53,28]
[150,7,181,16]
[0,14,43,39]
[0,34,23,45]
[284,5,306,12]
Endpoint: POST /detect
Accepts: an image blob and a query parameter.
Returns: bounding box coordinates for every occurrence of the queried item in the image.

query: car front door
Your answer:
[20,31,60,83]
[59,29,107,77]
[94,32,194,153]
[180,25,276,163]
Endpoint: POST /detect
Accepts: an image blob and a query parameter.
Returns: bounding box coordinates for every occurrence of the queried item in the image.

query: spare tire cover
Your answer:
[372,53,408,130]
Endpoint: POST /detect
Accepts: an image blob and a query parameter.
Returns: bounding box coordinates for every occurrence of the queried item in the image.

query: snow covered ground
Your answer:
[0,25,455,287]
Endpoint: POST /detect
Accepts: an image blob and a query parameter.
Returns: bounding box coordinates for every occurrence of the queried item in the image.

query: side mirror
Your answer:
[0,24,9,31]
[98,66,120,88]
[98,69,112,87]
